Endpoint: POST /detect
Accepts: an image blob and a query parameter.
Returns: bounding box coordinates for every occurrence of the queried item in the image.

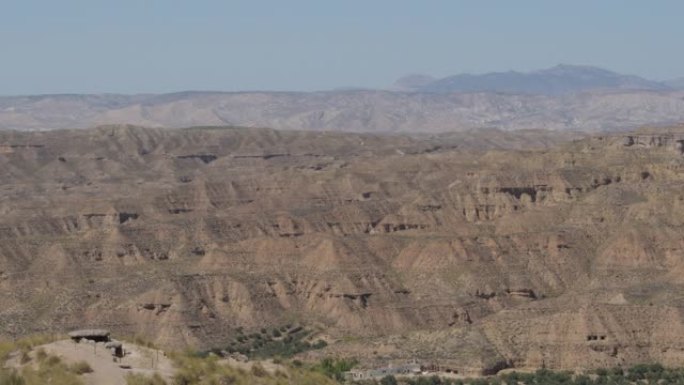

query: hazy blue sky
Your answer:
[2,0,683,94]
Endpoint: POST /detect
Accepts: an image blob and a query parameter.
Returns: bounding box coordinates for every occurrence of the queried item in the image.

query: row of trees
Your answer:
[355,364,684,385]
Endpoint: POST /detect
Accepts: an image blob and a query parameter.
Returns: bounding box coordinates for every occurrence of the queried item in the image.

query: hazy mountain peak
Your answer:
[392,74,436,91]
[397,64,671,94]
[665,77,684,90]
[537,63,615,75]
[1,64,684,133]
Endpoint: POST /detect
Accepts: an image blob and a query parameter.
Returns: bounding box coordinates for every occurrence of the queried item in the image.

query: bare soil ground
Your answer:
[6,339,175,385]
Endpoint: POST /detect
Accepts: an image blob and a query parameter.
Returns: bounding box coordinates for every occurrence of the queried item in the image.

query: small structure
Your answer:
[105,340,124,358]
[68,329,111,343]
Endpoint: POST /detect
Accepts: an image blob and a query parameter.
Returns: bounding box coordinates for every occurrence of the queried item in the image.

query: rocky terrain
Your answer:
[4,125,684,374]
[2,88,684,133]
[4,66,684,134]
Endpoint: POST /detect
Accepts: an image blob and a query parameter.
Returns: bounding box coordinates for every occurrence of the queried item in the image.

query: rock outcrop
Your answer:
[3,125,684,372]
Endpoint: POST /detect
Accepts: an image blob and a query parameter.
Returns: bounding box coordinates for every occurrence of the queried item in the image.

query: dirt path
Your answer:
[37,339,174,385]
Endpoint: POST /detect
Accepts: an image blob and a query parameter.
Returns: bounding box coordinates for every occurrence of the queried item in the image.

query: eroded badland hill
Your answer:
[3,125,684,374]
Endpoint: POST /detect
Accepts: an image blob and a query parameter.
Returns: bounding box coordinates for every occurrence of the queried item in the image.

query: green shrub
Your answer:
[0,369,25,385]
[125,373,167,385]
[0,335,59,365]
[574,374,593,385]
[34,349,47,362]
[44,355,62,367]
[125,335,158,349]
[15,335,59,352]
[169,351,336,385]
[69,361,93,375]
[313,357,357,381]
[19,352,31,365]
[14,353,85,385]
[250,363,268,377]
[211,325,326,359]
[0,342,16,364]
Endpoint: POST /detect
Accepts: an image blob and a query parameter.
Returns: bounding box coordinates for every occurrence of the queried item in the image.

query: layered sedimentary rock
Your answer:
[3,125,684,372]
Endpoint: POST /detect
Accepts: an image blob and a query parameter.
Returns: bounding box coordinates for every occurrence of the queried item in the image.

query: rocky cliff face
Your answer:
[3,125,684,373]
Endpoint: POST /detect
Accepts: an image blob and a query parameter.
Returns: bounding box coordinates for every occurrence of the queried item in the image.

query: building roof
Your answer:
[68,329,111,338]
[105,340,122,348]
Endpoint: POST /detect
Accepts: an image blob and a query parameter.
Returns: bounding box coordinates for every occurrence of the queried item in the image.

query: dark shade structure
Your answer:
[68,329,111,343]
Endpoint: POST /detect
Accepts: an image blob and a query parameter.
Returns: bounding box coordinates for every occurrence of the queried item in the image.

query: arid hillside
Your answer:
[3,90,684,133]
[3,125,684,373]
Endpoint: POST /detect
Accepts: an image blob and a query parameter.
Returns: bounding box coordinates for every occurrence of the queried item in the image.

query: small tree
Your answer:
[380,375,398,385]
[0,369,25,385]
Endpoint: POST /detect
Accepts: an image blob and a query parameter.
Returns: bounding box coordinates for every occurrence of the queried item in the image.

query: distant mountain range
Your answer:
[394,64,681,94]
[665,77,684,89]
[2,65,684,132]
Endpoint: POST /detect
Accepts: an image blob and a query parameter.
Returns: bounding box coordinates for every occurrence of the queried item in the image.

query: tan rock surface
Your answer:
[3,125,684,372]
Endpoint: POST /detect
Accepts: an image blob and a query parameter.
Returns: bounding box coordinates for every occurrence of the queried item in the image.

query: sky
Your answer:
[1,0,683,94]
